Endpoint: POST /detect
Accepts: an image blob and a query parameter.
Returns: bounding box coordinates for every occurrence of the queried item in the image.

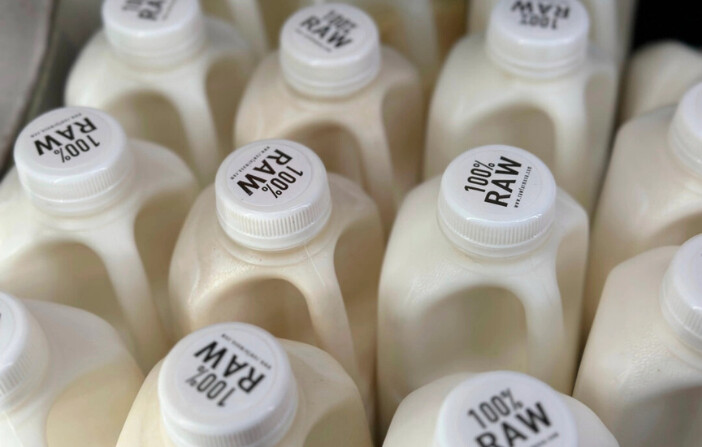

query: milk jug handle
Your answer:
[353,123,400,227]
[550,101,594,211]
[82,225,169,371]
[396,0,440,80]
[169,85,222,184]
[224,0,269,56]
[295,258,361,384]
[517,274,567,385]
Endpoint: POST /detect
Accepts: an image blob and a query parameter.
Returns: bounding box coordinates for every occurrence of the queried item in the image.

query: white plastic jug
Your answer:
[377,145,588,433]
[575,235,702,447]
[384,371,618,447]
[168,139,384,427]
[234,3,424,230]
[0,107,198,370]
[117,322,373,447]
[0,292,144,447]
[65,0,256,186]
[584,82,702,334]
[426,0,617,214]
[202,0,465,91]
[467,0,636,65]
[621,41,702,122]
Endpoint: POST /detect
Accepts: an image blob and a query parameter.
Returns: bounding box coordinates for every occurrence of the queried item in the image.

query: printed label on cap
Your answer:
[288,7,368,54]
[504,0,574,31]
[226,143,313,207]
[175,329,276,413]
[444,376,575,446]
[451,148,544,215]
[21,110,110,169]
[117,0,179,22]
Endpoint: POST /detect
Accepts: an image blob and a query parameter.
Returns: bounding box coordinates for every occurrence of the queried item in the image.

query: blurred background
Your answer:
[0,0,697,177]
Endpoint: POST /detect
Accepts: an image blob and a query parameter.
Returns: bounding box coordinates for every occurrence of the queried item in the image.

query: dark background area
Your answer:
[632,0,701,50]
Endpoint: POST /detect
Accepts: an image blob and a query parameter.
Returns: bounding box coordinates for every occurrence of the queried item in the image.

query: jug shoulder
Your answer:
[118,341,370,447]
[383,180,584,283]
[596,109,702,237]
[67,19,251,105]
[582,247,702,390]
[237,48,420,131]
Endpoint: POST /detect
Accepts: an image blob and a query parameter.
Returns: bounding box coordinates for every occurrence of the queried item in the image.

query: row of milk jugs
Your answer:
[2,0,702,445]
[5,86,702,446]
[64,0,625,219]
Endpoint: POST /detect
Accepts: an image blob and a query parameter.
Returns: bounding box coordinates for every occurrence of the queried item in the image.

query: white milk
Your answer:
[575,236,702,447]
[426,0,617,214]
[202,0,465,90]
[384,371,618,447]
[168,139,384,427]
[621,41,702,122]
[234,3,424,230]
[65,0,255,186]
[117,322,373,447]
[377,145,588,434]
[0,292,144,447]
[467,0,636,66]
[0,107,198,370]
[583,82,702,334]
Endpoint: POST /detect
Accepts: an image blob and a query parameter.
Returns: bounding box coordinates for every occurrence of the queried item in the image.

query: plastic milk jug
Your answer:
[0,107,198,370]
[65,0,255,186]
[202,0,465,90]
[575,235,702,447]
[583,82,702,333]
[377,145,588,433]
[425,0,617,214]
[0,292,144,447]
[621,41,702,121]
[468,0,636,65]
[116,322,374,447]
[384,371,618,447]
[234,3,424,230]
[168,139,384,425]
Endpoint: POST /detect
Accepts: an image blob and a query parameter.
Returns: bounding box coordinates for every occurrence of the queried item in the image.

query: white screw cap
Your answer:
[0,293,50,411]
[660,235,702,351]
[215,139,332,251]
[487,0,590,78]
[280,3,381,97]
[437,145,557,257]
[158,323,298,447]
[435,371,577,447]
[102,0,206,67]
[14,107,135,216]
[669,82,702,175]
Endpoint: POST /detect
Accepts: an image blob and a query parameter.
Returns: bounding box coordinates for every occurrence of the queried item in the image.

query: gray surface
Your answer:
[0,0,54,176]
[0,0,103,179]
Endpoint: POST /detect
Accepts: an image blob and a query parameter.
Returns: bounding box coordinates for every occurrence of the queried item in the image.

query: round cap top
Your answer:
[0,293,50,411]
[280,3,381,97]
[435,371,577,447]
[669,82,702,175]
[437,145,557,257]
[102,0,205,66]
[487,0,590,78]
[14,107,135,215]
[159,323,298,447]
[660,235,702,351]
[215,139,332,251]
